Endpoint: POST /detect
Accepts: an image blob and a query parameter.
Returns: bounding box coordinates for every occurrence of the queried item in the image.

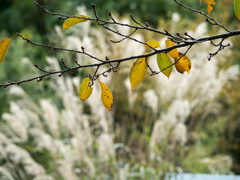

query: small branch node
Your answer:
[71,70,76,75]
[75,59,81,67]
[61,59,70,69]
[37,77,42,82]
[107,11,116,22]
[88,76,94,86]
[103,72,108,77]
[113,68,118,72]
[58,73,63,77]
[81,46,85,53]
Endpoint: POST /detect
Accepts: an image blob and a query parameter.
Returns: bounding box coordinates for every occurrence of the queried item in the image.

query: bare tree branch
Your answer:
[174,0,232,33]
[1,1,240,88]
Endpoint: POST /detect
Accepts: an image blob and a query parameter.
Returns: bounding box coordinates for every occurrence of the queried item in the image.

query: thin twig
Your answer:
[1,1,239,88]
[174,0,232,33]
[145,57,157,74]
[130,14,145,28]
[111,28,138,43]
[102,24,157,51]
[16,33,104,63]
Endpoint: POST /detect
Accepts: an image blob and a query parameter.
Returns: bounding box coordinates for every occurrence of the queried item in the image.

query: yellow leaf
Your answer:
[157,53,173,79]
[62,15,88,31]
[200,0,202,5]
[130,54,149,91]
[99,81,113,111]
[79,77,93,100]
[144,40,161,48]
[165,39,178,59]
[0,37,11,63]
[235,0,240,20]
[175,53,191,74]
[204,0,215,15]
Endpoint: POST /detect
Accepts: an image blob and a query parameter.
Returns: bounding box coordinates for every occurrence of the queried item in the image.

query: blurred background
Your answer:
[0,0,240,179]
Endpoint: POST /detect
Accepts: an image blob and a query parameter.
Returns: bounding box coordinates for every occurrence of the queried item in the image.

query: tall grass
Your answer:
[0,7,239,180]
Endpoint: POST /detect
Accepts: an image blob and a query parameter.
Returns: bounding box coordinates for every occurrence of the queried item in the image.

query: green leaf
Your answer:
[235,0,240,20]
[157,53,173,79]
[62,15,88,31]
[79,77,93,100]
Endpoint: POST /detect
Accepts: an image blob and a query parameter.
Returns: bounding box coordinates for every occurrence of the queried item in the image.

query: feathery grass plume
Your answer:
[0,57,115,179]
[143,90,158,114]
[0,133,50,180]
[149,22,238,170]
[0,167,14,180]
[200,156,233,174]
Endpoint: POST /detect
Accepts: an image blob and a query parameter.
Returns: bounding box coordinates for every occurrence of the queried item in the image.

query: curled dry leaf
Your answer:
[200,0,215,15]
[157,53,173,79]
[0,37,11,63]
[99,81,113,111]
[175,52,191,74]
[130,53,149,91]
[144,40,161,48]
[79,77,93,100]
[205,0,215,15]
[62,15,88,31]
[165,39,178,59]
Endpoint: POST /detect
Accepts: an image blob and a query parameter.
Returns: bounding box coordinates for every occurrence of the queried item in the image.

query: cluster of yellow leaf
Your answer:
[199,0,215,15]
[130,40,191,91]
[79,77,113,111]
[64,15,114,111]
